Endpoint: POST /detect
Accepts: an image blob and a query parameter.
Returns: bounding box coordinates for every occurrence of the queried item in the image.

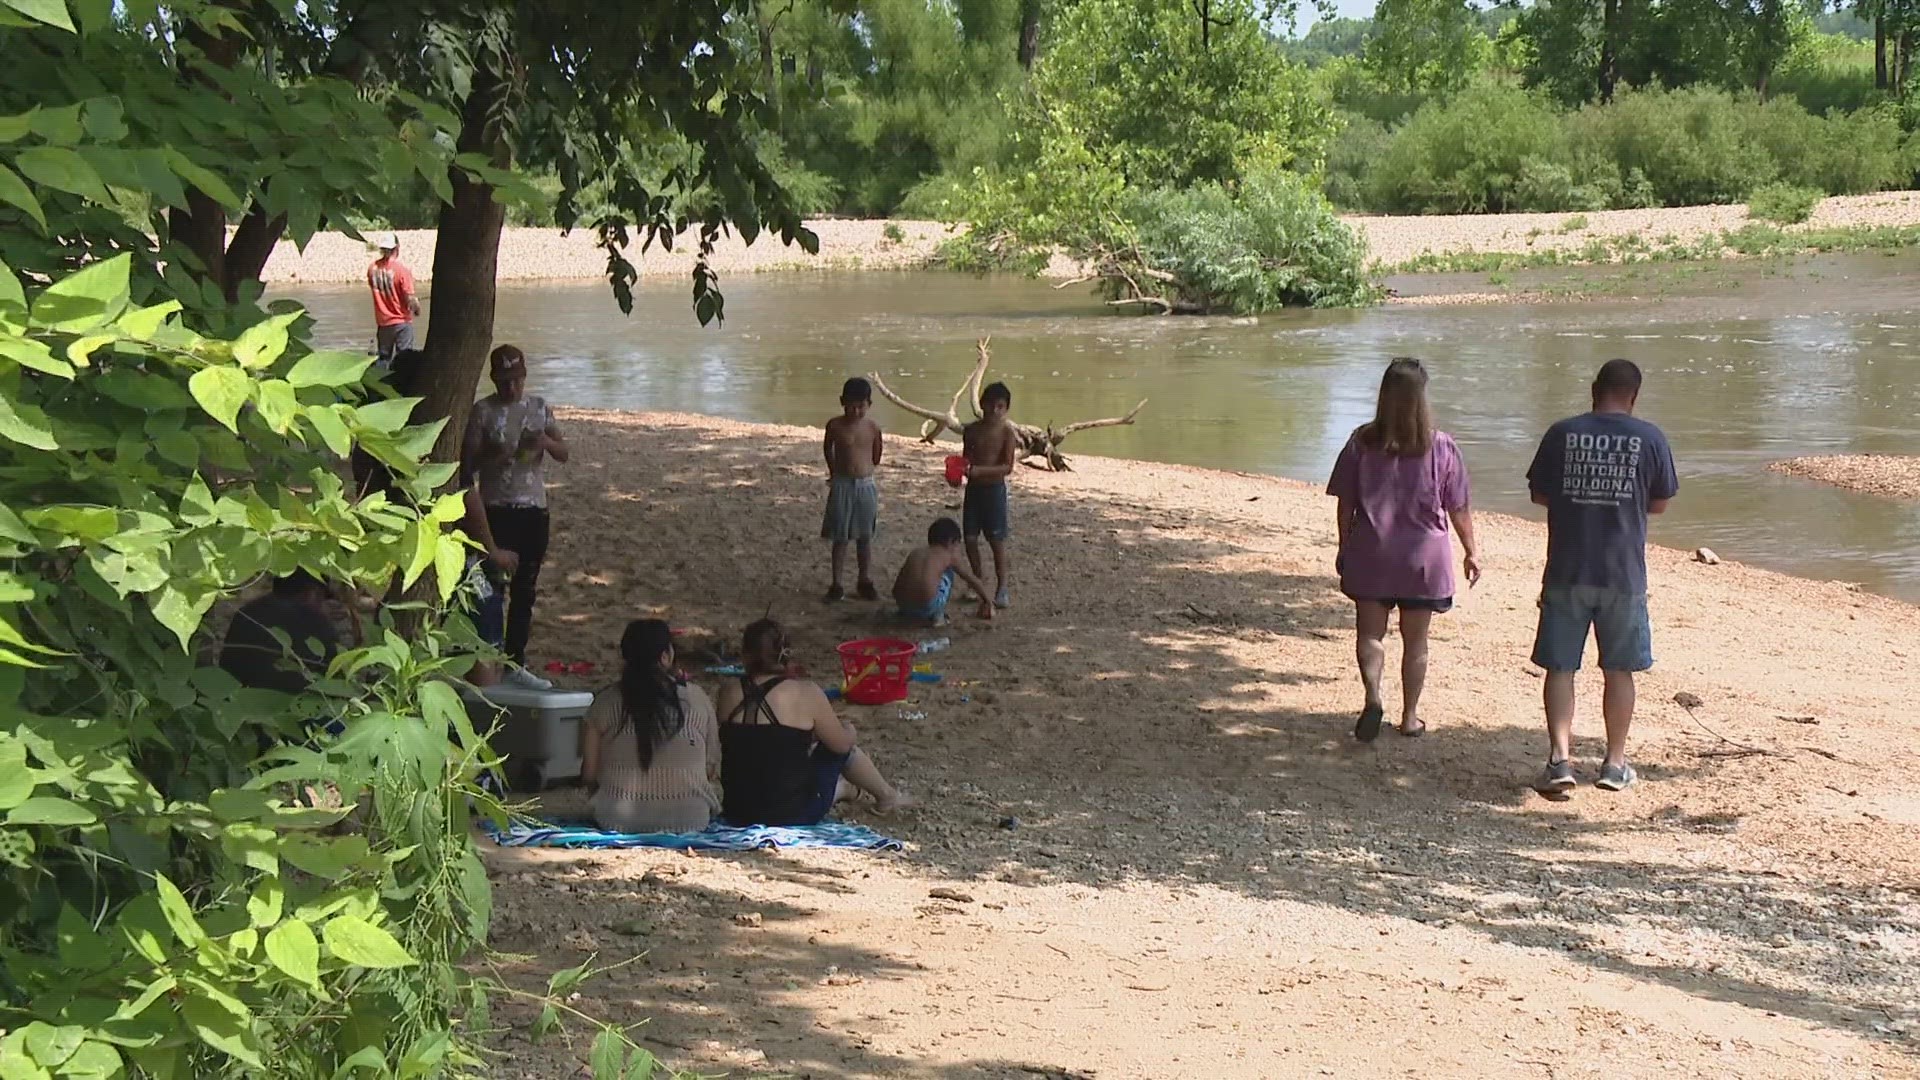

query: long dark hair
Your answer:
[1357,357,1433,458]
[613,619,684,769]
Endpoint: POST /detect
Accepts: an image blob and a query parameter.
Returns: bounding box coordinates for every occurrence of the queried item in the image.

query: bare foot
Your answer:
[1399,716,1427,737]
[872,790,917,814]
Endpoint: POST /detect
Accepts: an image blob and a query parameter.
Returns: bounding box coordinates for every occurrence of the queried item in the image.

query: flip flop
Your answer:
[1354,703,1384,743]
[1399,718,1427,738]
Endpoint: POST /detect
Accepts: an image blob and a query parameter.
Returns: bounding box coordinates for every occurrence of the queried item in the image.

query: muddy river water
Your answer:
[287,251,1920,601]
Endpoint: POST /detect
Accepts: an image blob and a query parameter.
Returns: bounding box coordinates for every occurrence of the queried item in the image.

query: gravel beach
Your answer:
[1772,454,1920,500]
[262,192,1920,288]
[483,410,1920,1079]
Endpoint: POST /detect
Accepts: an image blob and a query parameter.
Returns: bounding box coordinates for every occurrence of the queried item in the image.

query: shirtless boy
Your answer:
[893,518,994,626]
[822,378,883,601]
[962,381,1019,608]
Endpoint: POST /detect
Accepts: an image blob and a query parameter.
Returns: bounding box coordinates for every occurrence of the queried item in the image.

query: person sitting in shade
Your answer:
[579,619,722,833]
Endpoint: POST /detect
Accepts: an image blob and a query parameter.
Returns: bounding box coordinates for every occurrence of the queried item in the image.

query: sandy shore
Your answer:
[483,410,1920,1078]
[1772,455,1920,500]
[263,192,1920,287]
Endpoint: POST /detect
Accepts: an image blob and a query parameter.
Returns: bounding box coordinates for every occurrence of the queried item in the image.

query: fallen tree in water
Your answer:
[867,337,1147,471]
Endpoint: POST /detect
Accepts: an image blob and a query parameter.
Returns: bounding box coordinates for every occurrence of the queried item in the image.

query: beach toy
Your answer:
[836,637,917,706]
[944,455,968,487]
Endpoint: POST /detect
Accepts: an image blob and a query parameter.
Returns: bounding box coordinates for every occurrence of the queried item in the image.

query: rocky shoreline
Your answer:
[1771,454,1920,500]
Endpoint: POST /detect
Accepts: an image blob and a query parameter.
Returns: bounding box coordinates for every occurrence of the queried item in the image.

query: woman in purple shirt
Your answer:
[1326,358,1481,742]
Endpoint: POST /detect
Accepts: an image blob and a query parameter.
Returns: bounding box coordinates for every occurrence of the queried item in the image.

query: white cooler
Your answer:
[463,684,594,789]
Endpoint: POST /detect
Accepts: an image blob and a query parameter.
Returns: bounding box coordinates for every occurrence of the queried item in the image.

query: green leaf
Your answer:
[118,896,169,965]
[401,519,435,590]
[53,1042,119,1079]
[264,919,321,988]
[62,334,109,371]
[0,393,56,450]
[352,396,419,434]
[20,1023,81,1069]
[547,956,592,996]
[589,1028,624,1080]
[529,1005,559,1044]
[247,878,283,928]
[154,429,199,468]
[330,1046,387,1080]
[6,795,95,826]
[0,749,32,809]
[152,874,206,948]
[14,146,108,203]
[322,915,416,969]
[0,110,32,142]
[0,0,73,32]
[0,338,72,379]
[256,379,298,434]
[396,1031,448,1080]
[287,350,373,389]
[434,533,465,603]
[0,503,29,544]
[179,995,262,1068]
[110,976,177,1022]
[29,254,130,332]
[626,1048,658,1078]
[233,314,293,370]
[116,299,181,339]
[306,404,352,457]
[0,257,23,316]
[162,149,242,210]
[150,587,214,650]
[187,366,251,432]
[0,162,46,230]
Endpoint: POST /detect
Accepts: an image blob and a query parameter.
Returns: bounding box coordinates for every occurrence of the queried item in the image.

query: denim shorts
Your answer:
[1531,586,1652,673]
[799,745,855,825]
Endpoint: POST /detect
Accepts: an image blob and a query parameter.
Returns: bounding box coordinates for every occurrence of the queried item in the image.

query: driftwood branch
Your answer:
[868,337,1147,471]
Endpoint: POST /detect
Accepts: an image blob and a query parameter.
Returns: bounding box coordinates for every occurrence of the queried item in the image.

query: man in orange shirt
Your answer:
[367,232,420,367]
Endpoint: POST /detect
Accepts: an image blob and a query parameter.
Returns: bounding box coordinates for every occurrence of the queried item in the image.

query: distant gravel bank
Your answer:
[1771,455,1920,500]
[260,191,1920,286]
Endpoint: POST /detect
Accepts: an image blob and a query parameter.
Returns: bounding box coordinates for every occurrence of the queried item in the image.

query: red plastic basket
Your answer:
[944,454,968,487]
[836,637,918,706]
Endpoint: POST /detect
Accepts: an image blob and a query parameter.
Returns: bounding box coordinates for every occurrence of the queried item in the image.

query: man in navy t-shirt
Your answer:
[1525,359,1679,795]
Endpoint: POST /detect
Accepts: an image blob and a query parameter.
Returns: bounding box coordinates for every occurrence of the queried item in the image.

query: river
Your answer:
[285,253,1920,602]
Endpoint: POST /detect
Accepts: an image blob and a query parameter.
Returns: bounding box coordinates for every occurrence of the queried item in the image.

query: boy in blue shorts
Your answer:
[891,518,994,626]
[962,382,1020,609]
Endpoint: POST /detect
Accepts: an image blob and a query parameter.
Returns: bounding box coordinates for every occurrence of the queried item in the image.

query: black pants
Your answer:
[485,505,549,665]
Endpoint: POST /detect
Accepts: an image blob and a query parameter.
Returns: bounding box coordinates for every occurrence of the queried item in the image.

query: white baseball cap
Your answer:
[370,231,400,251]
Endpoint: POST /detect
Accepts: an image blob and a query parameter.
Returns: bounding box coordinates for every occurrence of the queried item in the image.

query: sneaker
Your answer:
[1535,758,1576,793]
[503,667,553,691]
[1596,761,1637,792]
[994,586,1011,609]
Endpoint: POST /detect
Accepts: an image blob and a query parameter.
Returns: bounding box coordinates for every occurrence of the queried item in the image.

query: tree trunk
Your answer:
[1598,0,1621,101]
[1900,26,1914,88]
[1018,0,1041,69]
[1876,13,1888,89]
[418,64,512,464]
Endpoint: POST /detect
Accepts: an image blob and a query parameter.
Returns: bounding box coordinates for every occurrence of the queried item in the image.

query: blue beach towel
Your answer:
[480,815,903,852]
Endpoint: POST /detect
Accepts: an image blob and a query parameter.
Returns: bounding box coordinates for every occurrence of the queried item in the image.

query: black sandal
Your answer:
[1354,703,1384,743]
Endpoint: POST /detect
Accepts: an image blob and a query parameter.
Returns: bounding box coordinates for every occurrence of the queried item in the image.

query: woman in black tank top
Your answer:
[716,619,913,823]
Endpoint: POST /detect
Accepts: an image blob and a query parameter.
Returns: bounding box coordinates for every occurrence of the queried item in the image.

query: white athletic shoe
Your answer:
[503,667,553,691]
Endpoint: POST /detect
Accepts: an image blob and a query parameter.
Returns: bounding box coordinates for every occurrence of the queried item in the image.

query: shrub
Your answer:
[1568,86,1778,206]
[1322,111,1393,210]
[1747,181,1823,223]
[1128,168,1378,311]
[1365,84,1576,213]
[882,221,908,244]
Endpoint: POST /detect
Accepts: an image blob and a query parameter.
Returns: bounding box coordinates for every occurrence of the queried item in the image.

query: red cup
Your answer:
[944,454,968,487]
